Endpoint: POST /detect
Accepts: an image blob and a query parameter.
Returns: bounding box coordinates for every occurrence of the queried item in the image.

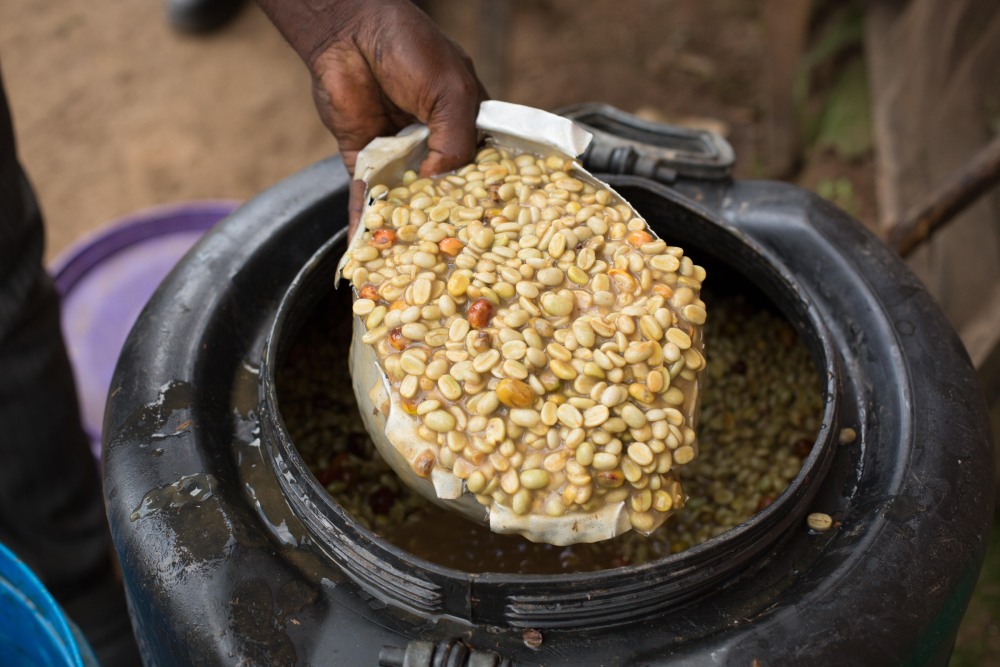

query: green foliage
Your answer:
[816,177,859,217]
[950,515,1000,666]
[796,2,872,160]
[814,56,872,160]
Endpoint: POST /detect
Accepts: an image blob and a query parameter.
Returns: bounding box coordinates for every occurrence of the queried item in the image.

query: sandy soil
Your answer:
[0,1,333,263]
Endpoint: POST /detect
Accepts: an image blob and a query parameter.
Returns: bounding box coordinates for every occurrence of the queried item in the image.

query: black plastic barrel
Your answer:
[104,115,993,666]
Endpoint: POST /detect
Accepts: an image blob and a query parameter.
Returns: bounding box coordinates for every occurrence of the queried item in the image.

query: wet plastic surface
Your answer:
[103,148,993,664]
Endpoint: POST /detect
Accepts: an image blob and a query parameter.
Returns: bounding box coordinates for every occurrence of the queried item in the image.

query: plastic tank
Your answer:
[103,108,993,666]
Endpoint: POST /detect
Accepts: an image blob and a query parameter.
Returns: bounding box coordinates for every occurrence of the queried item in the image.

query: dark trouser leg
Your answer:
[0,70,141,666]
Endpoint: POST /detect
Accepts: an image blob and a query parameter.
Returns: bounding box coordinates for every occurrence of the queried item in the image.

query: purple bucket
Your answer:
[50,201,239,459]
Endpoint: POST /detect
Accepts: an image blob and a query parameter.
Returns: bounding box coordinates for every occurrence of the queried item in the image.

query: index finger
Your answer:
[348,178,367,239]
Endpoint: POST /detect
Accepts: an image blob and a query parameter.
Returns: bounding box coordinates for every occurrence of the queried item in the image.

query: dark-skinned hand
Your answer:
[256,0,489,236]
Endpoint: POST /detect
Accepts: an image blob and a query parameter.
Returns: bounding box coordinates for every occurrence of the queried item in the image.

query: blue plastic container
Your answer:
[0,542,98,667]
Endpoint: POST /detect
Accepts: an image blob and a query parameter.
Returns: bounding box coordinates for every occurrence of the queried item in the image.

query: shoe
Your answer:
[167,0,246,34]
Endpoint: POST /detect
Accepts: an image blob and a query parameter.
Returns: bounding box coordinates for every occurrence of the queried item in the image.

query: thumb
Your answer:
[418,85,487,178]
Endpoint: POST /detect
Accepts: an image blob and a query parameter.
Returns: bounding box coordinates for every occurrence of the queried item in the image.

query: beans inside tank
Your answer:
[276,280,823,573]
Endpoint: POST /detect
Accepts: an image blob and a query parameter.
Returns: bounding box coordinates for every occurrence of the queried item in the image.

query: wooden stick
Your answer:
[886,134,1000,257]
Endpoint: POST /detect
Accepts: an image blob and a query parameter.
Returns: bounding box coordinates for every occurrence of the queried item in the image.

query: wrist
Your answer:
[255,0,380,67]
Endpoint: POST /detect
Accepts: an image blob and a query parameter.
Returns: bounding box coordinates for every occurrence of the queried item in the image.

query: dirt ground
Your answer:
[0,0,874,263]
[0,1,333,263]
[1,0,992,663]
